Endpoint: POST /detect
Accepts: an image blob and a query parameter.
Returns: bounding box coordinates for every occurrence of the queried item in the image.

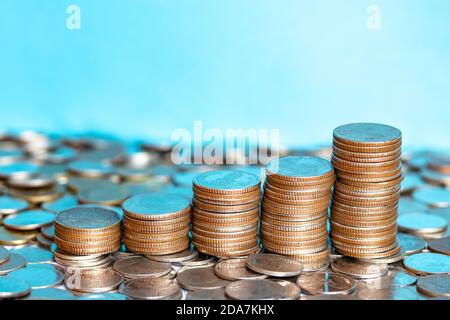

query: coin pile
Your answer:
[191,170,261,257]
[330,123,403,260]
[54,206,122,256]
[122,192,191,255]
[261,156,334,270]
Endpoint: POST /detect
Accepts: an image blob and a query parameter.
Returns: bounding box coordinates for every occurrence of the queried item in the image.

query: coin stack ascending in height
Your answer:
[192,170,261,257]
[261,156,334,271]
[54,206,122,256]
[330,123,403,260]
[122,192,191,255]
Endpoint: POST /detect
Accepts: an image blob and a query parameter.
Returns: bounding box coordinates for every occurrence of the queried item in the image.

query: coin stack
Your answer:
[330,123,403,260]
[54,206,122,256]
[191,170,261,257]
[261,156,334,271]
[122,192,191,255]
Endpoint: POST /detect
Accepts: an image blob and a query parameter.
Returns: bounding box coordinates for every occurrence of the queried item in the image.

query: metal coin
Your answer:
[297,272,356,295]
[266,156,333,181]
[427,236,450,255]
[403,252,450,275]
[42,194,78,213]
[361,268,417,289]
[214,258,268,281]
[398,212,448,234]
[55,206,121,231]
[358,247,406,264]
[0,253,27,275]
[41,224,55,240]
[0,162,38,180]
[0,245,10,264]
[333,123,402,146]
[7,264,64,288]
[224,279,289,300]
[24,287,75,300]
[146,246,199,263]
[193,170,260,194]
[78,184,130,206]
[186,287,229,300]
[10,245,53,264]
[113,256,171,278]
[357,285,425,300]
[397,233,427,255]
[428,207,450,223]
[246,253,303,277]
[0,195,28,215]
[122,192,190,219]
[275,280,301,299]
[65,268,123,293]
[3,210,55,231]
[78,292,128,300]
[412,187,450,208]
[7,175,55,189]
[67,160,113,178]
[36,234,52,249]
[119,277,180,300]
[0,277,30,299]
[177,266,231,290]
[416,274,450,297]
[331,257,388,279]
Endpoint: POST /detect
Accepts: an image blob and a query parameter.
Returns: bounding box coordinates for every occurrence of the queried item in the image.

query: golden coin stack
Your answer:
[54,206,122,255]
[122,192,191,255]
[330,123,402,259]
[192,170,261,257]
[261,156,334,271]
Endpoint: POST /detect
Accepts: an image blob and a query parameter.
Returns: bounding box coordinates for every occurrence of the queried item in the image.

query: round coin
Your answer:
[177,266,231,290]
[398,213,448,235]
[119,277,180,300]
[214,258,268,281]
[427,237,450,255]
[145,247,199,263]
[331,257,388,279]
[246,253,303,277]
[333,123,402,146]
[193,170,260,194]
[0,253,27,275]
[265,156,333,181]
[10,245,53,264]
[65,268,123,293]
[113,256,171,278]
[417,274,450,297]
[55,206,121,231]
[0,245,10,264]
[0,277,30,299]
[397,233,428,255]
[42,194,78,213]
[296,272,356,295]
[3,210,55,231]
[225,279,291,300]
[0,195,28,215]
[7,264,64,288]
[403,252,450,275]
[412,187,450,208]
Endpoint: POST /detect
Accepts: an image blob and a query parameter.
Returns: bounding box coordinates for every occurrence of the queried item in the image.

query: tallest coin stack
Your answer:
[330,123,403,260]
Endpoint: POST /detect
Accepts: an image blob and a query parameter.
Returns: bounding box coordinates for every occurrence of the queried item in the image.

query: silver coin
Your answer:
[417,274,450,298]
[186,288,229,300]
[78,292,129,300]
[113,256,171,278]
[398,197,428,215]
[297,272,356,295]
[65,268,123,293]
[361,268,417,289]
[412,187,450,208]
[0,245,10,264]
[428,207,450,223]
[246,253,303,277]
[0,253,27,275]
[0,277,31,299]
[119,277,181,300]
[3,210,55,231]
[225,279,290,300]
[357,285,426,300]
[331,257,388,279]
[177,266,231,291]
[0,162,38,180]
[397,233,427,254]
[0,195,28,215]
[214,258,268,281]
[10,245,53,264]
[398,213,448,234]
[55,206,121,230]
[359,247,406,264]
[42,194,78,213]
[23,287,75,300]
[6,264,64,289]
[403,252,450,275]
[146,246,199,263]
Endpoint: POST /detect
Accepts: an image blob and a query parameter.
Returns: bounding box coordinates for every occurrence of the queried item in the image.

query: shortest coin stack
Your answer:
[122,192,191,255]
[191,170,261,258]
[54,206,122,256]
[262,156,334,271]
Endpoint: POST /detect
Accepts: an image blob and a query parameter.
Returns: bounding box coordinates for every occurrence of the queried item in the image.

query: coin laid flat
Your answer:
[214,258,267,281]
[361,268,417,289]
[416,274,450,297]
[3,210,55,231]
[0,162,38,180]
[331,257,388,279]
[65,268,123,293]
[0,253,27,275]
[266,156,333,179]
[122,192,190,219]
[0,277,31,299]
[397,233,427,255]
[193,170,260,193]
[42,194,78,213]
[24,287,75,300]
[78,293,129,300]
[10,245,53,263]
[177,266,231,291]
[55,206,121,230]
[119,277,181,300]
[427,236,450,255]
[186,288,229,300]
[246,254,303,277]
[146,246,198,263]
[0,195,28,215]
[333,123,402,146]
[398,198,428,215]
[403,252,450,275]
[297,272,356,295]
[398,213,448,235]
[41,225,54,240]
[0,245,10,264]
[412,187,450,208]
[7,264,64,289]
[113,256,171,278]
[356,286,426,300]
[225,279,292,300]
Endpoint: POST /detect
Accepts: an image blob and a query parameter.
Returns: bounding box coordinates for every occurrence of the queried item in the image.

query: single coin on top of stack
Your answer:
[191,170,261,258]
[261,156,334,271]
[122,192,191,255]
[330,123,403,261]
[54,206,122,258]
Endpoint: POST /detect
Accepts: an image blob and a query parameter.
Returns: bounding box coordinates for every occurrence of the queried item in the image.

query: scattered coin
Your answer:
[427,237,450,255]
[331,257,388,279]
[3,210,55,231]
[186,287,229,300]
[416,274,450,297]
[0,253,27,275]
[225,279,293,300]
[10,245,53,264]
[403,252,450,275]
[113,256,171,278]
[214,258,268,281]
[398,197,427,215]
[0,195,28,215]
[146,246,199,263]
[397,233,427,255]
[7,264,64,289]
[361,268,417,289]
[412,187,450,208]
[42,194,78,213]
[398,212,448,235]
[65,268,123,293]
[0,277,31,299]
[0,245,10,264]
[357,285,426,300]
[297,272,356,295]
[78,292,128,300]
[246,253,303,277]
[24,287,75,300]
[119,277,181,300]
[177,266,231,290]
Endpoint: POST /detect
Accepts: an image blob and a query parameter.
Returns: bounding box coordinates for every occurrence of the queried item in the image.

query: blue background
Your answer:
[0,0,449,148]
